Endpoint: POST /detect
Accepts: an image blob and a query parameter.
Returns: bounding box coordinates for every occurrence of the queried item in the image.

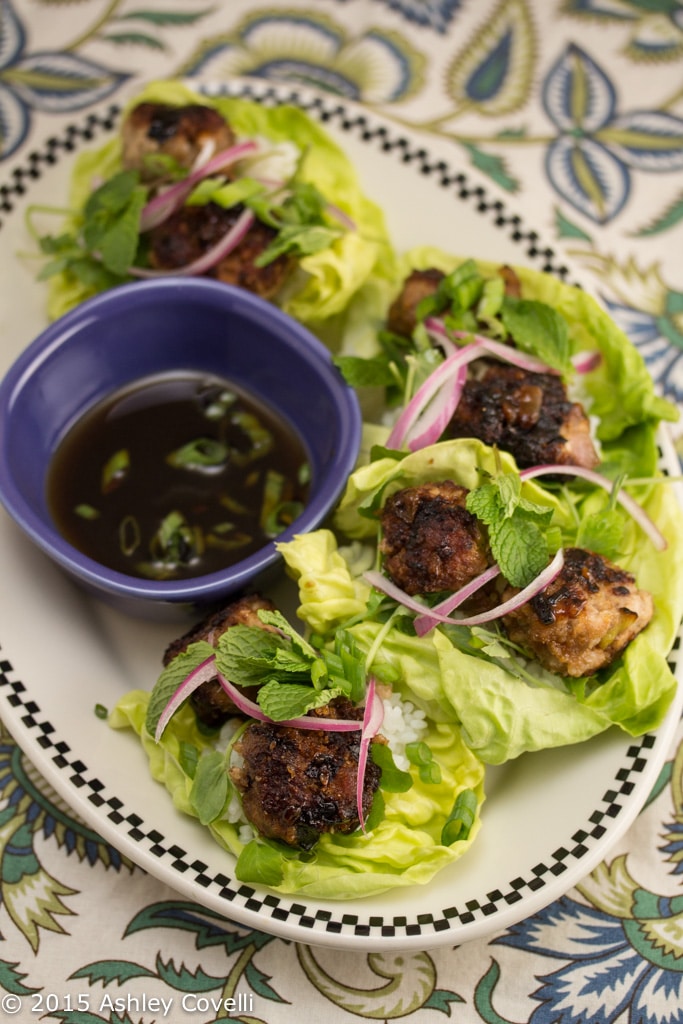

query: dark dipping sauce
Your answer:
[47,371,310,580]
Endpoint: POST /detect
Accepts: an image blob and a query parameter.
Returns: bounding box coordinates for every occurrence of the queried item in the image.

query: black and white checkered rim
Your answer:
[0,79,680,945]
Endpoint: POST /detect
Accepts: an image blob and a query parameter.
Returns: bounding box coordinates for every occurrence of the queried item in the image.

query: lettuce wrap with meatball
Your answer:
[31,79,394,336]
[111,608,486,898]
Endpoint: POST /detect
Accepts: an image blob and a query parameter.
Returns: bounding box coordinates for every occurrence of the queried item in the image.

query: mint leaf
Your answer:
[466,473,554,588]
[215,625,311,688]
[496,472,521,517]
[257,680,343,721]
[243,179,344,266]
[464,481,501,526]
[255,609,317,660]
[145,640,215,737]
[189,750,229,825]
[256,223,341,265]
[500,298,572,374]
[489,516,549,588]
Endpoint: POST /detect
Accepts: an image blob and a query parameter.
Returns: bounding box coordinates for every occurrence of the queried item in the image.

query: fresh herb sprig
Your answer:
[466,470,556,588]
[31,170,148,289]
[335,259,576,405]
[31,161,346,288]
[145,609,372,736]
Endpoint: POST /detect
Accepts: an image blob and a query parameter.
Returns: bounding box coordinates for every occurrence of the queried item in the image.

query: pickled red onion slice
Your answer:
[387,324,559,451]
[356,676,385,833]
[364,549,565,634]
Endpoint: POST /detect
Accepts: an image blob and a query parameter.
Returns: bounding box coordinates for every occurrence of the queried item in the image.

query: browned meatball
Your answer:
[163,594,277,728]
[447,361,600,471]
[121,102,236,180]
[147,202,294,301]
[387,268,445,337]
[230,697,382,850]
[501,547,653,677]
[379,481,490,595]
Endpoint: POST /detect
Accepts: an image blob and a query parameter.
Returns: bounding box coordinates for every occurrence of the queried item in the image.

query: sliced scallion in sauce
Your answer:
[48,371,310,580]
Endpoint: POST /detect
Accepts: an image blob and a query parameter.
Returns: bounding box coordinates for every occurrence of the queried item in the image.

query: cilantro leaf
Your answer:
[82,170,147,276]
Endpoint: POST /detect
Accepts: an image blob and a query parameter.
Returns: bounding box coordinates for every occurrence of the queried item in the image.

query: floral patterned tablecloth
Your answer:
[2,1,683,1021]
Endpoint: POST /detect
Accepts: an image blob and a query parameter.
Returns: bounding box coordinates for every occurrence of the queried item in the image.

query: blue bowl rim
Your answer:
[0,278,362,603]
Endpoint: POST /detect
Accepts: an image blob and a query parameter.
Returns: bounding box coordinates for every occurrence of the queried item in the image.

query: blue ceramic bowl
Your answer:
[0,278,361,619]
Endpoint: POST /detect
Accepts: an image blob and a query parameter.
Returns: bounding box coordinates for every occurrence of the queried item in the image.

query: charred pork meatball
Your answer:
[379,481,490,595]
[387,267,445,337]
[446,361,600,470]
[146,202,294,301]
[163,594,277,728]
[121,102,235,180]
[230,697,382,850]
[501,547,653,677]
